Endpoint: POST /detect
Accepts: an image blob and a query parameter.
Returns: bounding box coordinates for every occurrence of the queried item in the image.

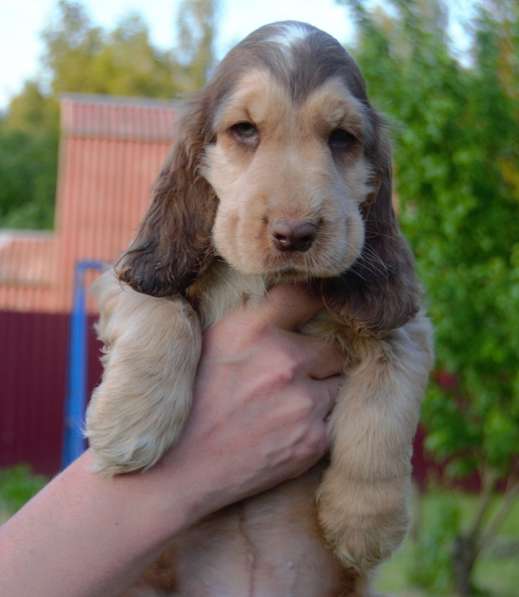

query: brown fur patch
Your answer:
[115,99,218,296]
[141,547,177,592]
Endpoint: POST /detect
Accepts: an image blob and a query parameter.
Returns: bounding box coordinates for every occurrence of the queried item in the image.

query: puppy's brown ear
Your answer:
[323,126,420,335]
[116,101,217,297]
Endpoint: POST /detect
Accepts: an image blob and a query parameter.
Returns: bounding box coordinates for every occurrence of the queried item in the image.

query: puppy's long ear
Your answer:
[323,122,420,335]
[116,100,217,297]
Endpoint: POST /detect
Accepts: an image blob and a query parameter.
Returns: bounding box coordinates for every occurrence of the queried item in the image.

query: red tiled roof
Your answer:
[0,232,55,285]
[0,94,177,313]
[61,94,178,141]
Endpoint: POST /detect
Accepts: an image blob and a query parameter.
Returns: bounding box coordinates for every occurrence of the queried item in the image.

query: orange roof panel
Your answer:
[0,94,176,313]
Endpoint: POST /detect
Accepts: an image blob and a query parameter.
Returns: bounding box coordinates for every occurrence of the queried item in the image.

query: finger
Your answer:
[311,375,343,419]
[284,332,344,379]
[249,284,322,332]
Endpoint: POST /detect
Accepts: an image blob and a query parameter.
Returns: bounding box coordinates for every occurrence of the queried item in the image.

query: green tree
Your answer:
[0,81,59,228]
[41,2,178,99]
[0,123,58,229]
[0,0,218,230]
[175,0,219,92]
[339,0,519,594]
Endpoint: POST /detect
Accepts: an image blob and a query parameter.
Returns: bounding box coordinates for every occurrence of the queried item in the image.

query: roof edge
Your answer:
[60,93,181,109]
[0,229,55,239]
[60,93,179,142]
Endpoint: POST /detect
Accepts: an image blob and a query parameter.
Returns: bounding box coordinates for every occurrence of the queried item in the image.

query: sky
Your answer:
[0,0,473,110]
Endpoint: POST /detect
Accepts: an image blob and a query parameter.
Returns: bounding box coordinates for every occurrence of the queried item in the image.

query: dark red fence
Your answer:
[0,310,102,475]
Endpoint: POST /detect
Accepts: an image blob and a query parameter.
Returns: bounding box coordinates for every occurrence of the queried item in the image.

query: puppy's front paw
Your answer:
[317,469,410,572]
[86,387,192,475]
[85,282,202,476]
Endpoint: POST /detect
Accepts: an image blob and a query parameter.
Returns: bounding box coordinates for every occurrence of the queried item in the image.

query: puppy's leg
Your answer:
[85,271,201,475]
[317,313,433,573]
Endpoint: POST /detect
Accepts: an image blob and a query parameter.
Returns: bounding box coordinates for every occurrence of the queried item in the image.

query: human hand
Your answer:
[159,284,344,523]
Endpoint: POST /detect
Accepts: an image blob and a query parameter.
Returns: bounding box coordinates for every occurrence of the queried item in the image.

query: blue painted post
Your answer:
[62,260,104,468]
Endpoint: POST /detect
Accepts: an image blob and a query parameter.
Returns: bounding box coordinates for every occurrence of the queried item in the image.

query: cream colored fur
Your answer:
[85,33,434,595]
[85,271,201,475]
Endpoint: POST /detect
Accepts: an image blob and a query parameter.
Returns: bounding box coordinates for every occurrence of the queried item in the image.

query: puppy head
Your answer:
[118,21,419,333]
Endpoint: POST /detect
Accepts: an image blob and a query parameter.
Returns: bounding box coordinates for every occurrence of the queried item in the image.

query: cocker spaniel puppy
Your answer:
[86,21,433,595]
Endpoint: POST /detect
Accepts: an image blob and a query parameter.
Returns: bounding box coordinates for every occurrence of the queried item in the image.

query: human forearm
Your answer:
[0,450,197,597]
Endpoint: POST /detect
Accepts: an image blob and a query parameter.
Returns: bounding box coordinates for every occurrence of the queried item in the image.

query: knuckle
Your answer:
[317,433,329,456]
[295,392,314,418]
[270,352,299,386]
[307,427,324,452]
[245,318,270,340]
[309,423,329,454]
[248,320,283,344]
[291,444,312,466]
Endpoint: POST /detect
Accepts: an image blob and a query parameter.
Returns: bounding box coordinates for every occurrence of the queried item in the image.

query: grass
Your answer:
[375,490,519,596]
[1,467,518,595]
[0,465,48,523]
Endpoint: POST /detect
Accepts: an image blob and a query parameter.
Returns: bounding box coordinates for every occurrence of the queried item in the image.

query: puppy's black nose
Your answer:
[271,219,318,252]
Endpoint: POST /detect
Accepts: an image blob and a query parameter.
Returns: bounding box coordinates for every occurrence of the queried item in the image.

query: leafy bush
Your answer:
[340,0,519,592]
[407,494,462,593]
[0,465,48,516]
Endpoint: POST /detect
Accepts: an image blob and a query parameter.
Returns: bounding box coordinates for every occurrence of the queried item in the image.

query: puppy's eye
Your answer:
[328,128,358,152]
[230,121,259,146]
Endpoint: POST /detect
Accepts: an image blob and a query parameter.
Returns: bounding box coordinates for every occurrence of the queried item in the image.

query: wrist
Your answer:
[77,451,177,552]
[146,446,237,538]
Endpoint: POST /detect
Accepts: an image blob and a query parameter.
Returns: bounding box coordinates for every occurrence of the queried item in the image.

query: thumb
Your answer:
[250,284,322,331]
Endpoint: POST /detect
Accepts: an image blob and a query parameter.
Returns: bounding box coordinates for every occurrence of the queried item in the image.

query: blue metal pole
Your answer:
[62,260,104,468]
